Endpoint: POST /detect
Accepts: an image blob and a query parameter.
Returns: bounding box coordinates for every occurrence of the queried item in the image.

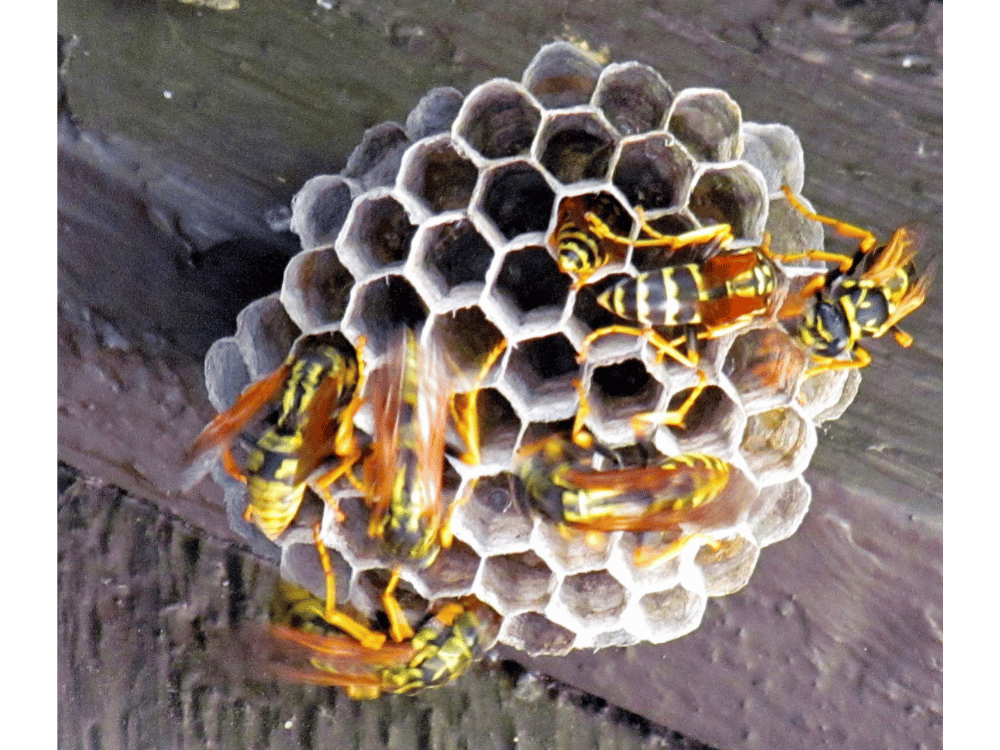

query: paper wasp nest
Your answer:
[204,43,860,655]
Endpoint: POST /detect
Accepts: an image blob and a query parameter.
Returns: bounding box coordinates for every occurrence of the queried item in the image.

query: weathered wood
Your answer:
[58,464,716,750]
[58,1,942,748]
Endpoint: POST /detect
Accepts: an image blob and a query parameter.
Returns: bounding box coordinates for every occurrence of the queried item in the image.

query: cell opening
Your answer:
[612,135,694,213]
[350,275,429,352]
[417,219,493,296]
[344,195,417,272]
[593,63,673,136]
[401,140,478,213]
[480,163,555,240]
[536,113,617,184]
[494,246,571,322]
[456,82,542,160]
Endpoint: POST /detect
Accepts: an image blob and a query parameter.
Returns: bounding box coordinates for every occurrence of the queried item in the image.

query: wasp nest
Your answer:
[203,43,859,655]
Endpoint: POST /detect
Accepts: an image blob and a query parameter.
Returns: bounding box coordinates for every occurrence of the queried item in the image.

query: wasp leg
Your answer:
[311,523,387,650]
[780,186,878,262]
[571,379,597,450]
[633,532,722,567]
[382,568,416,643]
[585,210,734,251]
[890,326,914,348]
[452,340,507,467]
[631,371,708,435]
[805,346,872,378]
[578,325,698,369]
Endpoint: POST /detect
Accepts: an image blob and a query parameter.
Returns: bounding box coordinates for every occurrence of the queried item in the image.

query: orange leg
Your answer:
[452,340,507,466]
[571,379,596,450]
[382,568,415,643]
[805,346,872,378]
[781,186,878,262]
[311,523,387,650]
[579,324,699,368]
[586,210,734,251]
[631,371,708,435]
[633,532,722,568]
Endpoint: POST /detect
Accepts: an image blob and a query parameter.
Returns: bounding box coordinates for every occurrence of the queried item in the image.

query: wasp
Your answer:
[577,211,782,368]
[517,433,732,567]
[186,332,367,539]
[337,328,505,643]
[186,332,386,648]
[264,580,500,699]
[779,186,932,376]
[551,193,634,288]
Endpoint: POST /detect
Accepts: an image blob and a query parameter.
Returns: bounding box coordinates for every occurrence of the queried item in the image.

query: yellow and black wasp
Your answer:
[186,331,367,540]
[576,211,782,368]
[550,193,634,289]
[516,431,734,567]
[329,327,505,643]
[779,186,932,376]
[261,580,501,699]
[186,331,385,648]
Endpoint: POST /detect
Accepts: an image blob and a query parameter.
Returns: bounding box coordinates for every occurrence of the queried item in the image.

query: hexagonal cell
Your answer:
[453,472,534,556]
[741,122,805,196]
[535,110,617,184]
[409,217,493,306]
[345,275,428,352]
[454,80,542,160]
[427,306,506,383]
[593,62,673,137]
[320,495,384,567]
[204,336,249,412]
[522,41,602,109]
[638,584,705,641]
[532,521,616,575]
[289,174,357,250]
[503,334,581,420]
[611,134,695,212]
[341,121,410,190]
[557,570,628,625]
[500,611,577,656]
[492,245,571,327]
[405,86,464,140]
[611,533,683,592]
[398,135,479,213]
[476,161,556,240]
[584,359,664,444]
[281,246,354,332]
[688,164,768,241]
[480,550,556,613]
[766,194,829,275]
[666,88,742,163]
[741,406,816,483]
[747,476,811,547]
[415,538,482,599]
[798,365,862,424]
[696,535,760,597]
[338,193,418,278]
[233,295,300,379]
[723,327,807,411]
